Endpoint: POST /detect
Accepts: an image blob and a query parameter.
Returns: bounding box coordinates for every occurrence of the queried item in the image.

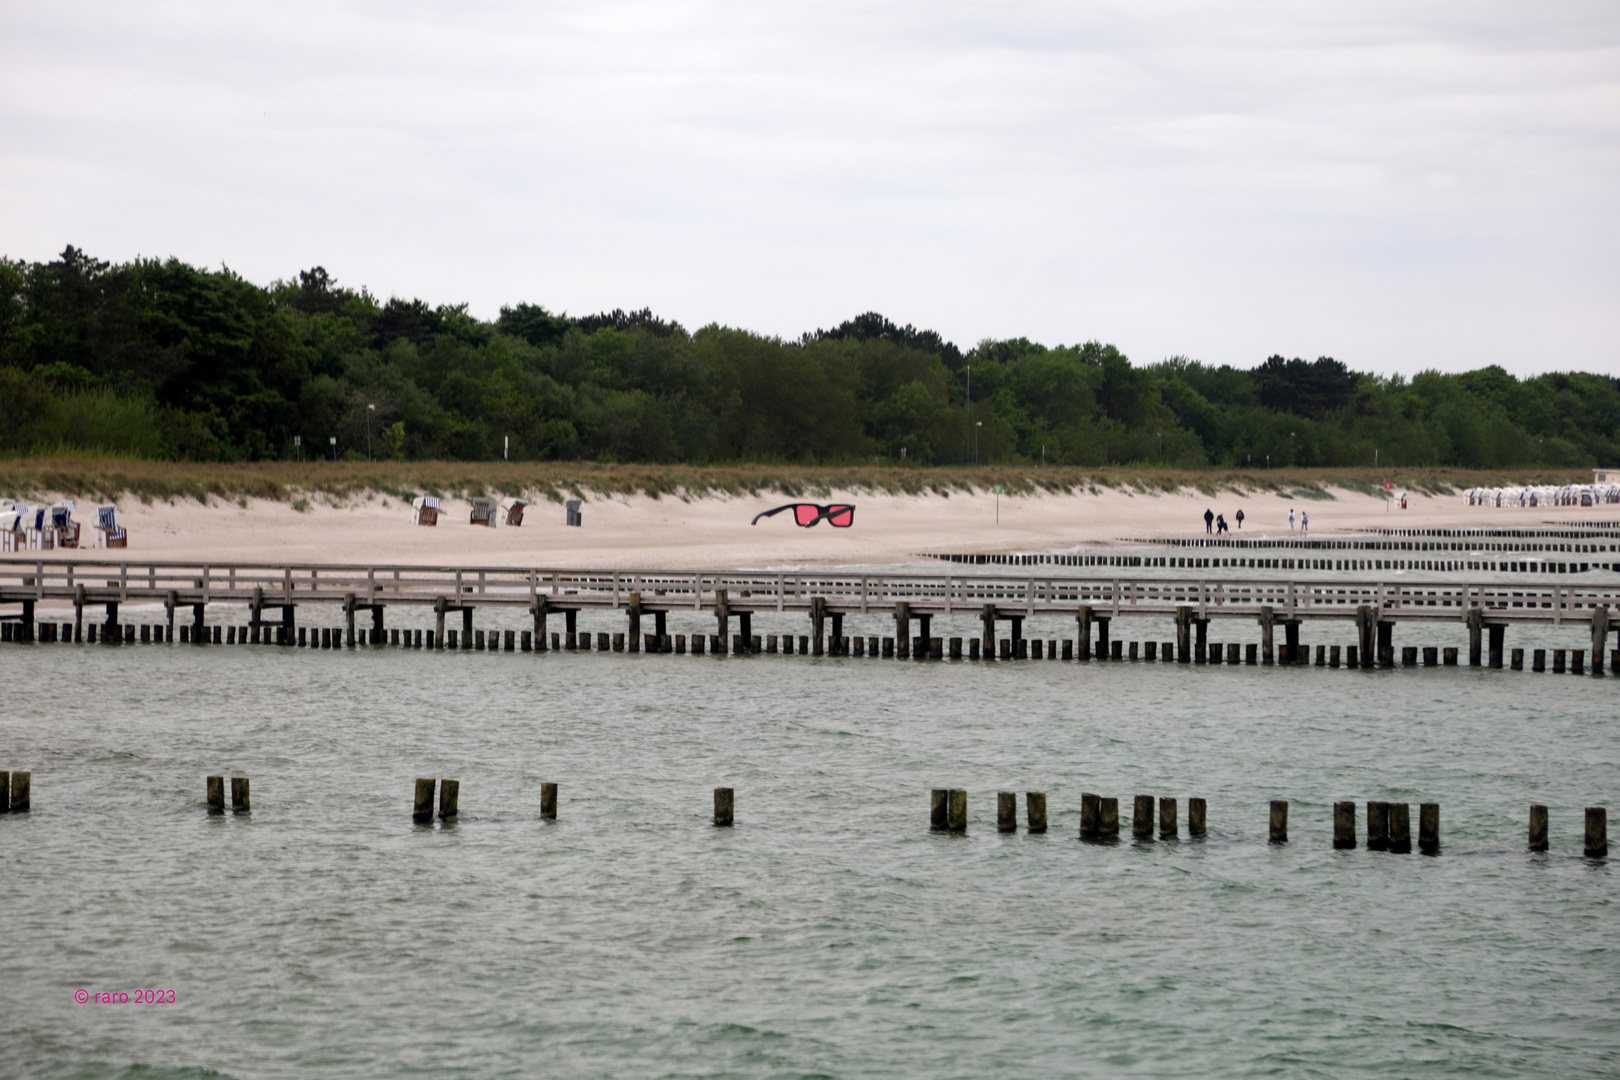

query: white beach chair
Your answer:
[95,504,127,548]
[412,496,441,526]
[499,497,527,527]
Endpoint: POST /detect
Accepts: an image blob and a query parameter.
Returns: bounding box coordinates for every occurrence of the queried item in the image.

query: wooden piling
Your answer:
[207,775,224,813]
[1159,797,1176,839]
[1572,649,1586,675]
[1346,645,1359,667]
[0,771,8,811]
[414,778,436,822]
[947,789,967,832]
[1026,792,1047,833]
[1528,803,1548,851]
[1585,807,1607,857]
[949,637,962,659]
[230,776,250,813]
[1133,794,1154,839]
[1388,802,1411,853]
[1532,648,1546,672]
[1244,643,1257,665]
[1511,647,1524,670]
[439,779,459,820]
[714,787,734,826]
[998,792,1017,832]
[1144,641,1157,661]
[1443,647,1458,666]
[1269,799,1287,843]
[1188,797,1207,836]
[1098,796,1119,838]
[541,782,558,819]
[1079,792,1100,838]
[1419,802,1439,855]
[8,771,27,812]
[1401,646,1417,666]
[969,639,981,660]
[931,788,948,830]
[1553,648,1566,674]
[1367,800,1389,850]
[1333,801,1355,848]
[1329,645,1341,668]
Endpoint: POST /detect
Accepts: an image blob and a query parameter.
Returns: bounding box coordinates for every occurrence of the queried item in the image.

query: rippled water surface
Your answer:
[2,628,1616,1079]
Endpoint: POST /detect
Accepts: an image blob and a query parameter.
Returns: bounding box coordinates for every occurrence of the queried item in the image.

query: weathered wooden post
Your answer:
[1510,647,1523,670]
[1176,606,1194,663]
[1026,792,1047,833]
[626,592,642,654]
[7,770,27,812]
[1098,796,1119,839]
[207,775,224,813]
[1592,607,1609,675]
[949,637,962,659]
[439,779,459,820]
[1553,648,1566,674]
[998,792,1017,832]
[1258,606,1274,665]
[1269,799,1287,843]
[1488,624,1505,669]
[1532,648,1546,672]
[541,782,558,819]
[1159,797,1176,839]
[1133,794,1154,839]
[0,771,9,810]
[1528,804,1549,851]
[1076,605,1093,661]
[1188,797,1207,836]
[931,789,949,830]
[414,778,436,822]
[1333,801,1356,848]
[1466,607,1484,667]
[1443,647,1458,665]
[230,777,250,813]
[1572,649,1586,675]
[1388,802,1412,853]
[1585,807,1607,857]
[947,789,967,832]
[981,604,997,659]
[1419,803,1440,855]
[1079,792,1100,838]
[1367,800,1390,850]
[714,787,734,826]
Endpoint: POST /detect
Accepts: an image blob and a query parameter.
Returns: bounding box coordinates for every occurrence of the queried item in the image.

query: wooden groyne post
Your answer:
[998,792,1017,832]
[439,779,459,821]
[541,782,558,819]
[1528,804,1549,851]
[1587,807,1608,857]
[947,789,967,832]
[1269,799,1287,843]
[1159,797,1177,839]
[1419,802,1440,855]
[1026,792,1047,833]
[207,775,224,813]
[1133,794,1154,839]
[414,778,436,822]
[230,777,249,813]
[1188,797,1206,837]
[714,787,734,826]
[1334,801,1355,849]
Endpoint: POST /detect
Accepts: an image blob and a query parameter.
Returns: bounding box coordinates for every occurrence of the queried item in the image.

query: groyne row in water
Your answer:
[7,610,1620,677]
[5,771,1605,858]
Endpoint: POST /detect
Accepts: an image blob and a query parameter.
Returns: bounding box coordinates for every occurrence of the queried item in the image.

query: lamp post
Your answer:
[975,421,982,466]
[329,436,337,462]
[1289,432,1295,468]
[964,366,971,466]
[294,435,301,463]
[366,404,375,460]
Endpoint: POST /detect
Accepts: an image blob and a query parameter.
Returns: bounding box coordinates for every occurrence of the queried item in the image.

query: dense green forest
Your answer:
[2,246,1617,468]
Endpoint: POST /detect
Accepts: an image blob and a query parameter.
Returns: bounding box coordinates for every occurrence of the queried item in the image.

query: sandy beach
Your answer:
[11,486,1617,569]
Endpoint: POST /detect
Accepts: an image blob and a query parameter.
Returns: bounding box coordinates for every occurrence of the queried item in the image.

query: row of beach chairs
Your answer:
[412,496,527,528]
[0,501,126,551]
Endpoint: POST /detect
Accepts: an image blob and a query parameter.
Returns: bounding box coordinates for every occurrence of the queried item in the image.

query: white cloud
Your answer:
[2,0,1616,375]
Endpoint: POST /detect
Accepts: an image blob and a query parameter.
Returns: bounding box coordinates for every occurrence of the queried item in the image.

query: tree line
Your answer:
[2,246,1616,468]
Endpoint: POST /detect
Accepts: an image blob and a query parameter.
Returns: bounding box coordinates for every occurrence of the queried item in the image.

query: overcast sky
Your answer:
[3,1,1617,376]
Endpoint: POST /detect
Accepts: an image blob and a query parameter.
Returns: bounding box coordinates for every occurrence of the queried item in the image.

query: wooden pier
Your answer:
[4,556,1619,665]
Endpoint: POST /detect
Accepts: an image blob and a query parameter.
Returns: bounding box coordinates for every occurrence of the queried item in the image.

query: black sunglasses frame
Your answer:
[750,503,856,528]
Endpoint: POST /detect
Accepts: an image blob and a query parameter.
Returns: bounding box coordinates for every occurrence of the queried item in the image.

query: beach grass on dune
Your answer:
[0,459,1597,506]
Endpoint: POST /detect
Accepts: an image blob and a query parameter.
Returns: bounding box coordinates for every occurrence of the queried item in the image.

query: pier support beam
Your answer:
[809,596,825,656]
[1076,605,1092,661]
[1488,623,1505,669]
[627,593,642,654]
[715,589,731,648]
[1355,607,1376,668]
[1377,619,1394,668]
[1466,607,1484,667]
[981,605,996,659]
[1257,606,1274,665]
[1176,606,1194,663]
[1094,615,1110,660]
[894,601,911,659]
[1592,607,1609,675]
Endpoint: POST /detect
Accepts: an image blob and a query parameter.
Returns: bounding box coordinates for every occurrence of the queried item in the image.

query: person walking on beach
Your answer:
[1216,513,1228,535]
[1235,508,1244,530]
[1204,508,1214,534]
[1289,508,1295,531]
[1300,510,1309,535]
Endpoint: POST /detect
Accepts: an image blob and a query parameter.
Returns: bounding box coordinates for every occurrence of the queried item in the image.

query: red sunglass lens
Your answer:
[794,505,821,526]
[828,507,853,527]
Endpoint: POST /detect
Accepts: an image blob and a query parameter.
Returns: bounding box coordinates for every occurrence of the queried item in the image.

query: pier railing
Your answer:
[4,557,1620,625]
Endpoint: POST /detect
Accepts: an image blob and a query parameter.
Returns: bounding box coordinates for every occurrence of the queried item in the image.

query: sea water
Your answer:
[0,626,1616,1079]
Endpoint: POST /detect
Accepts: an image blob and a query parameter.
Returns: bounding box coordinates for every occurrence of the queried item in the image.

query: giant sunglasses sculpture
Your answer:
[750,503,855,528]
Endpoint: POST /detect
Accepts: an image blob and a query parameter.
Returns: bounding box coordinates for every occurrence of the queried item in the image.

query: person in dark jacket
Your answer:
[1204,508,1214,534]
[1235,508,1245,530]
